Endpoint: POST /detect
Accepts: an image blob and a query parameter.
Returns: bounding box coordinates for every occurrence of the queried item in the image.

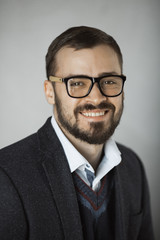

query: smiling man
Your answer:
[45,44,124,170]
[0,26,154,240]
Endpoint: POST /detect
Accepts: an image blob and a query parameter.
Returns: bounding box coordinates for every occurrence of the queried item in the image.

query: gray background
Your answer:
[0,0,159,238]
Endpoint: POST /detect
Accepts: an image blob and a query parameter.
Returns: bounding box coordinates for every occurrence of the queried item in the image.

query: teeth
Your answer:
[82,112,105,117]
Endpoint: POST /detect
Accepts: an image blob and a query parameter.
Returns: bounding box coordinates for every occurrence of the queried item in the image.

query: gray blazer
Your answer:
[0,118,154,240]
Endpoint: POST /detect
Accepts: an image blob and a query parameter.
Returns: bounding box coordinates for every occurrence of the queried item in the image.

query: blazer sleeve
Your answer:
[137,160,155,240]
[0,167,28,240]
[117,143,155,240]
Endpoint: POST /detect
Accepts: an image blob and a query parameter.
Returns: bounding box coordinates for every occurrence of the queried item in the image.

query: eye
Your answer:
[70,81,84,87]
[68,78,91,88]
[102,80,117,86]
[101,77,121,87]
[104,80,116,85]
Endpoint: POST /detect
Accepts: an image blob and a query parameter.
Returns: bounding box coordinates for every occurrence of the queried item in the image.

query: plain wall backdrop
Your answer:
[0,0,159,238]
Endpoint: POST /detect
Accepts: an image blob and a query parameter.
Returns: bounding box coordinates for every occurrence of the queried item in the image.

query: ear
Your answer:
[44,80,55,104]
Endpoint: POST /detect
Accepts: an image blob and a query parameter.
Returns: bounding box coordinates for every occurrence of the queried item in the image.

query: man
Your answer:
[0,26,154,239]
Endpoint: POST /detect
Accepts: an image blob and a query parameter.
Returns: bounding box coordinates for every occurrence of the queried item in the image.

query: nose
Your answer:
[85,83,107,104]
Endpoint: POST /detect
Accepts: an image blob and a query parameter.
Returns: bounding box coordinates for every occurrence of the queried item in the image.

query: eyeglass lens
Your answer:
[67,76,123,97]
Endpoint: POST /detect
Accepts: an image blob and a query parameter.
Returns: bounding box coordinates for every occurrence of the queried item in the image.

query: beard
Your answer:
[54,91,123,145]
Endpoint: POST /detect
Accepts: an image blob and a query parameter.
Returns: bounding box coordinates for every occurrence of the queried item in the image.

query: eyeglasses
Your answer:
[49,74,126,98]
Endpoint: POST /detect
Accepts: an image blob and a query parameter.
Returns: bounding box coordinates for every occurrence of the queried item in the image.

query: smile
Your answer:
[81,111,106,117]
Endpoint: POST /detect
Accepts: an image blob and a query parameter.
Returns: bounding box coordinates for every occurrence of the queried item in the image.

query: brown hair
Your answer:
[46,26,123,79]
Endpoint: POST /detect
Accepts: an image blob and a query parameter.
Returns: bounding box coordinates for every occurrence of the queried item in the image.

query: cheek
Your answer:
[109,96,123,113]
[55,86,79,114]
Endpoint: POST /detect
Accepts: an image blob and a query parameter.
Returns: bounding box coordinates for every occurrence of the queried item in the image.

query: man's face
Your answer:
[47,45,124,145]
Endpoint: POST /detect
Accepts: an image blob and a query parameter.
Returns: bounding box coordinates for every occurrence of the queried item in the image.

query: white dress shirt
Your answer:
[51,116,121,191]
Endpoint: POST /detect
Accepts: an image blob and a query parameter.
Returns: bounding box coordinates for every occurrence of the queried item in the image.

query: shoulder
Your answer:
[0,132,38,153]
[117,143,140,160]
[116,142,145,180]
[117,142,142,166]
[0,133,39,168]
[0,117,52,152]
[0,117,60,174]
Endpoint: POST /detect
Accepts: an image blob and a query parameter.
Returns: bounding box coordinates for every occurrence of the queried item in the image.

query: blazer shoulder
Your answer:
[0,133,39,167]
[116,142,145,176]
[0,117,55,169]
[117,143,142,162]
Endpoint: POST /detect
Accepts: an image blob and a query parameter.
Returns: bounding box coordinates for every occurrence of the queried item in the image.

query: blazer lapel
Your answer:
[114,166,128,240]
[38,118,83,240]
[114,145,137,240]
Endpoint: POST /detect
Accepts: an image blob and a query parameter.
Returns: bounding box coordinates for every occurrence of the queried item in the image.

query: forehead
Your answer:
[55,44,121,77]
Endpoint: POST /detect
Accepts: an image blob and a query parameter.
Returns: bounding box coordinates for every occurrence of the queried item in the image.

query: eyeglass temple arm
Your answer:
[49,76,63,82]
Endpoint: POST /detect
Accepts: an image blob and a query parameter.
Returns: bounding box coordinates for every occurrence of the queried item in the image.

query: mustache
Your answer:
[74,101,115,115]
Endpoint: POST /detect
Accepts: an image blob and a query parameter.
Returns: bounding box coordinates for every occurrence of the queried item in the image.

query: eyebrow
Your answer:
[63,71,121,78]
[98,71,120,77]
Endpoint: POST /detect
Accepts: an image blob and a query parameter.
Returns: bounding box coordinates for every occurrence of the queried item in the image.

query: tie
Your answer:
[85,168,95,188]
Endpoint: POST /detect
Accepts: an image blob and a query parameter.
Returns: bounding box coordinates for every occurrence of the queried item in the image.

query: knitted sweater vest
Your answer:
[72,170,115,240]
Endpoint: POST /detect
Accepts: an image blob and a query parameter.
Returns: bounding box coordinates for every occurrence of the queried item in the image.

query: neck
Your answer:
[74,141,104,171]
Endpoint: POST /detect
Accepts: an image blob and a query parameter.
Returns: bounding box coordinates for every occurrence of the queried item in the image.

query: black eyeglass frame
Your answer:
[49,74,126,98]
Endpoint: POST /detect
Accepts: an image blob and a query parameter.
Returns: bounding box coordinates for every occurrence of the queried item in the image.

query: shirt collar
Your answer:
[93,138,121,187]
